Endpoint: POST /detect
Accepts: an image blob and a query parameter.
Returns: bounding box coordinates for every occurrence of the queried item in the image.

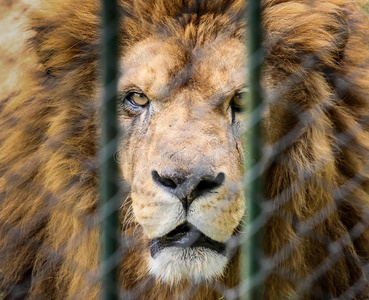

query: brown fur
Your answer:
[0,0,369,299]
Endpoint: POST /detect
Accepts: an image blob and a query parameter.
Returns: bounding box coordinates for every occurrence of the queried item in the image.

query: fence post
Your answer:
[242,0,264,299]
[100,0,120,299]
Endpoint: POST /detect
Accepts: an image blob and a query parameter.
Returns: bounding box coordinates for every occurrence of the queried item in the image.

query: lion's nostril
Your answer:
[195,172,225,197]
[152,170,179,189]
[152,170,225,212]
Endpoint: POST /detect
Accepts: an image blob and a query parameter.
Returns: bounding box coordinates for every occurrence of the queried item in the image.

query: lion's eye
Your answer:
[126,92,150,107]
[120,91,150,116]
[231,92,248,113]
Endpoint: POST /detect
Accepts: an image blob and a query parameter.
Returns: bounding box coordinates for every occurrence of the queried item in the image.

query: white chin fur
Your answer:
[149,247,228,285]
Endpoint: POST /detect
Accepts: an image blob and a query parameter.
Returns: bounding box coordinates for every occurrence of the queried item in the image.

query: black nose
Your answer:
[152,170,225,211]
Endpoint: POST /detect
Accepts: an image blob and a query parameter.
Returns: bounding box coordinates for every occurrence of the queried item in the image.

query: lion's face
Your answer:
[118,35,246,284]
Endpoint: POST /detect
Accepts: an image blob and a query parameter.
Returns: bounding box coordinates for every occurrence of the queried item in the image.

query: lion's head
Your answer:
[119,32,246,283]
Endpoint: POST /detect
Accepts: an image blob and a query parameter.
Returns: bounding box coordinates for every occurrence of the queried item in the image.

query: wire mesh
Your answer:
[0,0,369,300]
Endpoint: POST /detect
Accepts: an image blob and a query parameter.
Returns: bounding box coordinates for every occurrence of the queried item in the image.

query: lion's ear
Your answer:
[28,1,99,77]
[264,3,353,69]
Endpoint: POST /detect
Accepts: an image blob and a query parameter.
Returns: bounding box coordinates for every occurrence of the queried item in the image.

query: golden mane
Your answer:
[0,0,368,299]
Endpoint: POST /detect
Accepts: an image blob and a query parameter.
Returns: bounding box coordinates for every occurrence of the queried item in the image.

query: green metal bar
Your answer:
[242,0,264,299]
[100,0,120,299]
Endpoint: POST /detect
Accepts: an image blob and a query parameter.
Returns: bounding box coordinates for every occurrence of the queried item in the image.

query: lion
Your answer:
[0,0,369,299]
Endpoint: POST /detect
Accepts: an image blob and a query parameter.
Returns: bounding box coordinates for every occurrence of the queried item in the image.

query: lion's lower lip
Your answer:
[150,223,226,258]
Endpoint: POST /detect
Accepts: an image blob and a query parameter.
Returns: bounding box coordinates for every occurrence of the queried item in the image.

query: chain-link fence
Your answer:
[1,0,369,299]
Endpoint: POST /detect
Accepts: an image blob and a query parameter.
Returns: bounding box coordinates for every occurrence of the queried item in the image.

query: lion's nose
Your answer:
[152,170,225,211]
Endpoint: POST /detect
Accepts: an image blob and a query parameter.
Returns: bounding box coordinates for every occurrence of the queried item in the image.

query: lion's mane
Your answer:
[0,0,368,299]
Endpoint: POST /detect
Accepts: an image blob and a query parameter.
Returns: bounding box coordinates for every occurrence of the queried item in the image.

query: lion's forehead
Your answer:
[119,37,247,101]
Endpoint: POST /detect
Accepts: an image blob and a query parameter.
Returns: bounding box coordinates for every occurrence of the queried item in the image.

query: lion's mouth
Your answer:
[150,222,226,258]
